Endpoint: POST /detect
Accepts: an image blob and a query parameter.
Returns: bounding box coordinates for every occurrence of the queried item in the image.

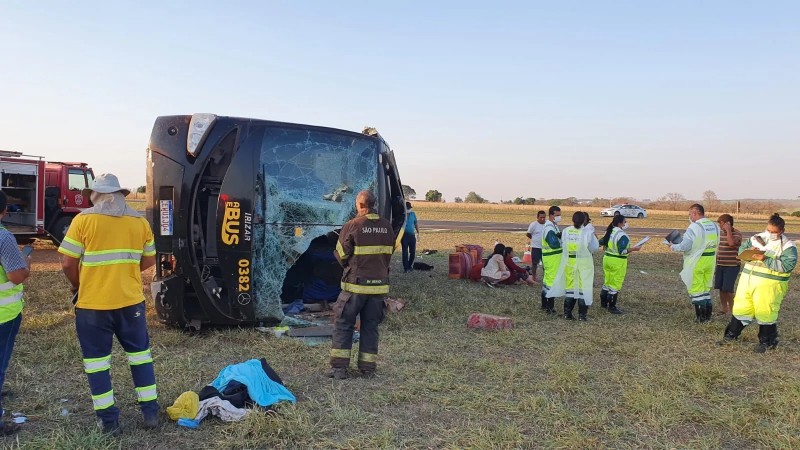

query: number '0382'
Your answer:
[238,259,250,292]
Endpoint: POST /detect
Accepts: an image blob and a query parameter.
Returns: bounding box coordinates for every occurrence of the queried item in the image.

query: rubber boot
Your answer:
[717,317,746,345]
[693,304,702,323]
[755,324,779,353]
[546,297,557,315]
[563,297,576,320]
[607,293,623,315]
[600,289,609,309]
[540,291,547,311]
[704,303,713,323]
[698,304,708,323]
[578,299,589,321]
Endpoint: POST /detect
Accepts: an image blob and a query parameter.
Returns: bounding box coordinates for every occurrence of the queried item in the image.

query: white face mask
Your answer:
[767,230,780,241]
[622,223,629,230]
[554,216,562,224]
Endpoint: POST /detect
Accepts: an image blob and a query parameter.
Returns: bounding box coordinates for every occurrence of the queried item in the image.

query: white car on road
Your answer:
[600,204,648,218]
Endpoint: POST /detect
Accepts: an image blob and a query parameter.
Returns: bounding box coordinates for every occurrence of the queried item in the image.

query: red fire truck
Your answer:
[0,150,95,243]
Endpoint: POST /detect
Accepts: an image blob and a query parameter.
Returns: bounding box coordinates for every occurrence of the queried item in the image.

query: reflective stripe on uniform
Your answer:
[58,237,84,257]
[0,291,23,307]
[144,240,156,256]
[336,241,348,259]
[604,252,628,259]
[0,281,17,290]
[83,355,112,373]
[126,349,153,366]
[135,384,158,402]
[742,267,790,282]
[81,249,143,267]
[341,282,389,294]
[92,390,115,410]
[358,352,377,363]
[353,245,393,255]
[394,228,405,252]
[330,348,351,359]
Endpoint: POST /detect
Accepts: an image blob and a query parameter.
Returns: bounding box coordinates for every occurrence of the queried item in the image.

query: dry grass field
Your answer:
[3,203,800,448]
[413,202,800,233]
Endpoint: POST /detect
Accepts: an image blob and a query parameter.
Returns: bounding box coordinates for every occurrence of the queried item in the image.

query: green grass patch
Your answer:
[6,232,800,447]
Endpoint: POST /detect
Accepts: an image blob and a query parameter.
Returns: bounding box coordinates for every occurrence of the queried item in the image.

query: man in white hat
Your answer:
[57,173,159,435]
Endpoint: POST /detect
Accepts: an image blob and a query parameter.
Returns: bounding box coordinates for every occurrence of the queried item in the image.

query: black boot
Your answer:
[693,304,702,323]
[698,303,710,323]
[545,297,556,315]
[704,304,713,322]
[563,297,576,320]
[755,324,779,353]
[607,293,623,315]
[600,289,609,309]
[578,299,589,321]
[717,317,746,345]
[540,291,547,311]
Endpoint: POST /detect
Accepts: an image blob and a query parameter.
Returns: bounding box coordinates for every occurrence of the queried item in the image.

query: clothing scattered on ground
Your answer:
[167,391,199,421]
[208,359,295,407]
[194,397,249,422]
[412,262,434,271]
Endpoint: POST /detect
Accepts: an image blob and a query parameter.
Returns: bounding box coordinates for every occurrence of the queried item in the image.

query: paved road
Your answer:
[420,220,800,240]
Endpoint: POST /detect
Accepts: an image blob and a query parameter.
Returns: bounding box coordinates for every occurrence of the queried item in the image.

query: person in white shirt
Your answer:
[526,210,547,281]
[481,243,511,287]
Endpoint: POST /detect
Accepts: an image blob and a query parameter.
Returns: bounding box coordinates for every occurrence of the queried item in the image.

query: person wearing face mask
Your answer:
[547,211,599,321]
[598,214,641,314]
[718,214,797,352]
[540,206,563,314]
[526,210,547,282]
[714,214,742,315]
[668,204,719,323]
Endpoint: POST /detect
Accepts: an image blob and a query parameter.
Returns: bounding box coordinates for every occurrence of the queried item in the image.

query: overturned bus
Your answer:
[146,114,406,329]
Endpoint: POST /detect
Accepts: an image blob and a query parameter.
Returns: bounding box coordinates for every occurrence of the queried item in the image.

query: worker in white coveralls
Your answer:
[598,214,641,314]
[718,214,797,353]
[548,212,599,321]
[668,203,719,323]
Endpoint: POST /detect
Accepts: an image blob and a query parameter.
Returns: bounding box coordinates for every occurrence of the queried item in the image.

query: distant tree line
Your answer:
[402,184,794,215]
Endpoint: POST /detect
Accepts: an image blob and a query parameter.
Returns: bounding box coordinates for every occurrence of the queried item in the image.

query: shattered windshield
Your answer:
[251,127,379,319]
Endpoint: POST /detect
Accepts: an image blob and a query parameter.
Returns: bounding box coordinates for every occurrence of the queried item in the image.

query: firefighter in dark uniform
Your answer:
[328,190,395,379]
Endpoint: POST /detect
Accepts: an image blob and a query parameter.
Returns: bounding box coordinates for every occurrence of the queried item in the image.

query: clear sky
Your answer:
[1,1,798,202]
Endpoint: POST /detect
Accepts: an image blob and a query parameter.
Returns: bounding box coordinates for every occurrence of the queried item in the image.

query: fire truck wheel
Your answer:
[52,216,73,244]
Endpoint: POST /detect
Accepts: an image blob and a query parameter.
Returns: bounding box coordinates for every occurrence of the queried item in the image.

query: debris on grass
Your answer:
[467,313,514,330]
[385,297,406,313]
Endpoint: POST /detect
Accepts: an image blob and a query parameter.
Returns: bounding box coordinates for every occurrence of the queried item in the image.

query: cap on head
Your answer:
[82,173,131,200]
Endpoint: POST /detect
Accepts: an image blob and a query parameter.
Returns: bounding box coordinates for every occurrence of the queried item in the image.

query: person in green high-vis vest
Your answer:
[540,206,563,315]
[718,214,797,352]
[669,204,720,323]
[0,191,31,436]
[598,215,641,314]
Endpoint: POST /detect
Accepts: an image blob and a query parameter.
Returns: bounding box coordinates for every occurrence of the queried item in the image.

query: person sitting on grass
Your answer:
[502,247,537,287]
[481,243,511,287]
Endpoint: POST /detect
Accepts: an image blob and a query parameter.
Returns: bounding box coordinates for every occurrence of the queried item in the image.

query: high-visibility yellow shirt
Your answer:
[58,214,156,310]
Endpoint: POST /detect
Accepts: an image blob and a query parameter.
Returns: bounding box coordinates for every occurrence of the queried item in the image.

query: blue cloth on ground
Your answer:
[210,359,296,406]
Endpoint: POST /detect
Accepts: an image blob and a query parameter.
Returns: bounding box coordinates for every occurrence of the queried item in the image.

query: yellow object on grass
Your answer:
[167,391,200,421]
